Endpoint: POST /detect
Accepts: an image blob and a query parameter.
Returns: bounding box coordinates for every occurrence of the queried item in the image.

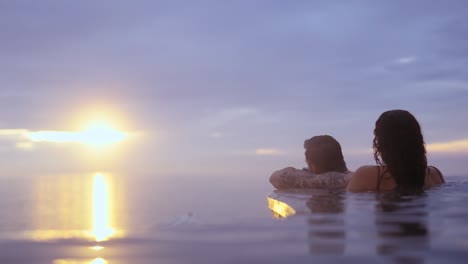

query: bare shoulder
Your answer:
[427,165,445,186]
[347,165,379,192]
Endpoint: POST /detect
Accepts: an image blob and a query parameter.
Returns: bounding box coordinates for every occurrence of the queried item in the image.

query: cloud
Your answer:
[209,131,223,139]
[15,141,35,150]
[0,127,127,149]
[198,107,258,129]
[255,148,285,156]
[345,138,468,156]
[345,148,373,156]
[427,139,468,154]
[0,129,28,136]
[393,56,416,65]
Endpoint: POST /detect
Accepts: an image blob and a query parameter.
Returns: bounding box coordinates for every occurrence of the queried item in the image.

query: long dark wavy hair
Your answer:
[373,110,427,191]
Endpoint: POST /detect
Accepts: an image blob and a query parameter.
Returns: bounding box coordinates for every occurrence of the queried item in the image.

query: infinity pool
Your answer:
[0,174,467,263]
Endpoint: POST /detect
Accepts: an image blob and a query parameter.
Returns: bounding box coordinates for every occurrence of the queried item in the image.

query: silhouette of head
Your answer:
[304,135,348,173]
[373,110,427,191]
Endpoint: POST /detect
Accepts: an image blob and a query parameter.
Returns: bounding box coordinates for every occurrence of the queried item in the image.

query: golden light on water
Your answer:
[92,173,114,242]
[90,258,108,264]
[30,172,125,243]
[25,120,127,147]
[267,197,296,219]
[91,246,104,251]
[53,258,108,264]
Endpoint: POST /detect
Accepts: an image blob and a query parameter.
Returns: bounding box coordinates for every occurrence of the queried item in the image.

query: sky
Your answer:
[1,1,467,177]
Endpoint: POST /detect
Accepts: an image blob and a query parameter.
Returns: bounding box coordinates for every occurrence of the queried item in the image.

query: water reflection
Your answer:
[32,174,92,240]
[267,190,346,255]
[267,194,296,219]
[374,193,429,263]
[306,191,346,255]
[268,190,432,258]
[53,258,108,264]
[31,172,121,242]
[91,246,105,251]
[92,173,114,242]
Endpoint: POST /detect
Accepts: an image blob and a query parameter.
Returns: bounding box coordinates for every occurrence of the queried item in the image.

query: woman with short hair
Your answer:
[269,135,351,189]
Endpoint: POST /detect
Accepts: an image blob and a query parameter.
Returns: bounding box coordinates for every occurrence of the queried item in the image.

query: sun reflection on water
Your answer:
[92,173,114,242]
[267,196,296,219]
[30,172,124,242]
[90,258,108,264]
[53,258,108,264]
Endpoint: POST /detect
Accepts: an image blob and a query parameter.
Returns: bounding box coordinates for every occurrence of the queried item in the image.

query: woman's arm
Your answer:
[270,167,350,189]
[269,167,302,189]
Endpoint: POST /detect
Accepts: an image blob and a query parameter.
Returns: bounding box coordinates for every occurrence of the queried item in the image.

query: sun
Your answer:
[79,121,127,147]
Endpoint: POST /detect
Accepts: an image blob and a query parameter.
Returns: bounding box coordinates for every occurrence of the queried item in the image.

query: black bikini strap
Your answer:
[376,166,382,191]
[376,166,389,192]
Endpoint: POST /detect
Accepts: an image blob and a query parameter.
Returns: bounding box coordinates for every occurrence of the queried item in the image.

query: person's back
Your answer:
[347,165,444,192]
[270,135,352,189]
[347,110,445,192]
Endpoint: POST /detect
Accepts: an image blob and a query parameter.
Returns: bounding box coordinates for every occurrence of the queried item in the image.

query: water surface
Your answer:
[1,173,467,263]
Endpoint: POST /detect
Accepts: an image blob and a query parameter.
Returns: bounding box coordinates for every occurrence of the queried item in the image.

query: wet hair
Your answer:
[304,135,348,173]
[373,110,427,191]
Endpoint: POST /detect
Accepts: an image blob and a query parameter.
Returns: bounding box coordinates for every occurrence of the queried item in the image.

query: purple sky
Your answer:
[1,1,467,176]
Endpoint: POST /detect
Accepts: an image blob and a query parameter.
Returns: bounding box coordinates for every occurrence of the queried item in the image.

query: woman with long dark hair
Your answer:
[347,110,445,192]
